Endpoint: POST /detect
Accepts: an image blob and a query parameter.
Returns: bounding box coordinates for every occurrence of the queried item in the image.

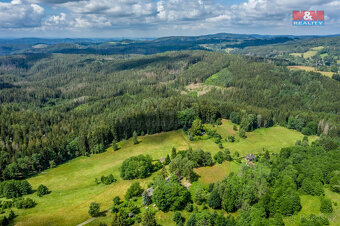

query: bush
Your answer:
[207,189,221,209]
[88,202,100,217]
[239,129,247,138]
[173,211,184,225]
[125,182,143,200]
[185,203,193,212]
[100,174,117,185]
[36,184,49,197]
[320,197,333,213]
[214,151,225,164]
[14,198,37,209]
[0,180,32,199]
[120,155,153,180]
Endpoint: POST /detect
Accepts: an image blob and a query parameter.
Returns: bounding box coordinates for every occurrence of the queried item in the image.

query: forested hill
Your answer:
[0,33,296,55]
[0,50,339,180]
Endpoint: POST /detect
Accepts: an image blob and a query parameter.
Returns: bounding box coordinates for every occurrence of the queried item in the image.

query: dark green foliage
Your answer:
[239,129,247,139]
[207,189,221,209]
[141,210,157,226]
[173,212,184,225]
[230,112,240,124]
[300,178,324,196]
[0,50,339,181]
[36,184,49,197]
[113,196,121,205]
[190,119,203,136]
[125,182,143,200]
[0,180,32,199]
[194,188,206,205]
[185,203,193,212]
[165,154,171,165]
[112,140,119,151]
[142,190,152,206]
[300,214,329,226]
[329,171,340,193]
[112,200,140,222]
[227,136,235,142]
[171,147,177,159]
[214,151,225,164]
[14,198,37,209]
[120,155,153,180]
[320,197,333,213]
[100,174,117,185]
[88,202,100,217]
[8,210,15,220]
[152,179,191,212]
[332,73,340,82]
[111,213,126,226]
[132,131,138,145]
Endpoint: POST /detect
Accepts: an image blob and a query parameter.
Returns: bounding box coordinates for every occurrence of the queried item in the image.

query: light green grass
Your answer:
[287,66,334,78]
[284,189,340,226]
[9,120,313,226]
[311,46,324,51]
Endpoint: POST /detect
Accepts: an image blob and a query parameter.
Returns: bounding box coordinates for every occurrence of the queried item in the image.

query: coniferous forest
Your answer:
[0,35,339,225]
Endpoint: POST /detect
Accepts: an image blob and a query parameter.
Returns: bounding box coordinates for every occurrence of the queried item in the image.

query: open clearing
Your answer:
[8,120,316,226]
[288,65,334,77]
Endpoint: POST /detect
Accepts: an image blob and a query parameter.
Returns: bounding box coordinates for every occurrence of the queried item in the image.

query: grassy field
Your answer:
[288,66,334,77]
[289,46,323,59]
[284,189,340,226]
[4,120,316,226]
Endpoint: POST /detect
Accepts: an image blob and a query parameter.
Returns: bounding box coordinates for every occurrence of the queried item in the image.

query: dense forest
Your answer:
[0,48,340,181]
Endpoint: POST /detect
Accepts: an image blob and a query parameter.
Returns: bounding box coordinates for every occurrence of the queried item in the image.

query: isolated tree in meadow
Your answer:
[36,184,49,197]
[132,131,138,144]
[320,197,333,213]
[88,202,100,217]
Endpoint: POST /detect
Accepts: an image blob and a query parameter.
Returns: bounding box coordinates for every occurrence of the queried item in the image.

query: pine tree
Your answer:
[165,154,171,165]
[132,131,138,145]
[171,147,177,159]
[112,139,119,151]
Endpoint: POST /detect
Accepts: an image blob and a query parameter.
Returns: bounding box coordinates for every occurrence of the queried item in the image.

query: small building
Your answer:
[245,153,256,162]
[146,187,154,197]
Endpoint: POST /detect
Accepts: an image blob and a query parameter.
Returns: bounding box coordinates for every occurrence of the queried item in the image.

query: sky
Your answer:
[0,0,339,38]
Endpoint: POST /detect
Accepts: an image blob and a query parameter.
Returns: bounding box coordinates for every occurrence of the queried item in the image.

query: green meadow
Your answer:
[4,120,317,226]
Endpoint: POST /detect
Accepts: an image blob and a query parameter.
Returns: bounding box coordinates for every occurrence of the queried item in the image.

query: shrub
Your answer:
[320,197,333,213]
[88,202,100,217]
[36,184,49,197]
[173,211,184,225]
[125,182,143,200]
[207,189,221,209]
[120,155,153,180]
[185,203,193,212]
[100,174,117,185]
[0,180,32,199]
[14,198,36,209]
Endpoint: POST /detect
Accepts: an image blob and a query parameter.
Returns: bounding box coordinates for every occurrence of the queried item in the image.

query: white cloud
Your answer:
[1,0,340,36]
[0,0,44,28]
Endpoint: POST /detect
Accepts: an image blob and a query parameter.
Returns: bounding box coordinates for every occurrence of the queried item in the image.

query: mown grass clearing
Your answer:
[8,120,313,226]
[288,66,334,77]
[284,189,340,226]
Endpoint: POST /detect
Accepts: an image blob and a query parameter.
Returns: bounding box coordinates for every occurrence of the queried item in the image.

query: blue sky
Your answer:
[0,0,339,38]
